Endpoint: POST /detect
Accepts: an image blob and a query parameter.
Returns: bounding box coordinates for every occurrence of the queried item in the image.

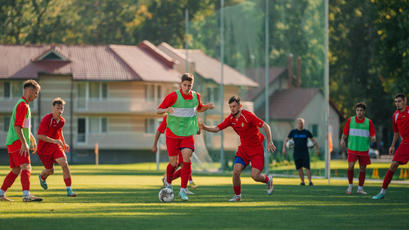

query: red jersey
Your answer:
[158,89,203,138]
[342,116,376,155]
[7,97,30,153]
[393,105,409,144]
[217,109,265,152]
[37,113,65,155]
[157,115,167,134]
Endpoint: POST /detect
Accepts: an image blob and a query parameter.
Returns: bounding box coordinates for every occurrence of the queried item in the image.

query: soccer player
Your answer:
[373,93,409,200]
[282,118,319,186]
[200,96,276,202]
[37,97,76,197]
[0,80,42,202]
[157,73,214,201]
[340,102,376,195]
[151,114,198,194]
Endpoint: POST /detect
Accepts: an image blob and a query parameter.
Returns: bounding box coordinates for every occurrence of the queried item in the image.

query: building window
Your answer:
[145,118,155,134]
[145,84,161,102]
[311,124,318,137]
[89,117,108,134]
[89,82,100,99]
[3,81,23,98]
[206,87,219,104]
[101,117,108,133]
[77,118,87,143]
[4,82,10,98]
[101,83,108,99]
[3,116,10,132]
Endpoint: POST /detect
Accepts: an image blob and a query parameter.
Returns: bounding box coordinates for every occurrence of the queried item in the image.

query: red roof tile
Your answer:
[245,67,286,100]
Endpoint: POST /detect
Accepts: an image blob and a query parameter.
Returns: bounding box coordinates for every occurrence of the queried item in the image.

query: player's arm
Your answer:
[282,137,290,155]
[15,126,29,156]
[262,122,276,152]
[340,134,347,149]
[369,120,376,143]
[311,137,320,155]
[200,123,220,133]
[29,132,37,153]
[197,103,215,113]
[157,107,174,114]
[340,118,351,149]
[389,132,399,155]
[152,130,161,153]
[37,134,64,148]
[60,130,69,152]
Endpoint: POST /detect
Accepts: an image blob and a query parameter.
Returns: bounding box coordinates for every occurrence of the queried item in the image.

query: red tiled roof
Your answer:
[256,88,321,120]
[245,67,286,100]
[0,44,180,82]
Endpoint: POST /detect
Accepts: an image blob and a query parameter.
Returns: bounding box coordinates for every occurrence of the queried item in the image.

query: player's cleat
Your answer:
[163,177,173,190]
[0,196,13,202]
[179,189,189,201]
[67,188,77,197]
[161,176,166,188]
[189,181,198,189]
[22,194,43,202]
[300,182,305,186]
[357,189,367,195]
[228,195,241,202]
[186,188,195,195]
[309,182,314,186]
[266,175,274,195]
[38,174,48,190]
[372,192,385,200]
[346,186,353,195]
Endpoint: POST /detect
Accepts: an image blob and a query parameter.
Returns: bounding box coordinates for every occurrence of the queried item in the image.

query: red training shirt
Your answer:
[217,109,265,152]
[342,116,376,155]
[393,105,409,144]
[7,97,30,153]
[37,113,65,155]
[158,89,203,138]
[157,115,167,134]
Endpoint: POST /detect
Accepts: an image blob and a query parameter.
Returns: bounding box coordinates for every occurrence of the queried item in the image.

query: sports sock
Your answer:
[1,171,18,192]
[380,188,386,195]
[20,170,30,191]
[181,162,191,189]
[166,163,176,184]
[358,171,366,186]
[382,169,394,189]
[23,190,30,196]
[189,175,193,181]
[172,169,181,180]
[264,175,269,183]
[233,185,241,195]
[347,169,354,184]
[41,175,47,181]
[64,177,72,187]
[0,189,5,196]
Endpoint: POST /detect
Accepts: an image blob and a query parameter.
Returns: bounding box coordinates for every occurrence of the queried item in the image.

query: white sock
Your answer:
[23,190,30,196]
[180,188,186,192]
[0,189,5,196]
[236,194,241,197]
[66,186,72,190]
[380,188,386,195]
[348,184,353,189]
[357,186,363,191]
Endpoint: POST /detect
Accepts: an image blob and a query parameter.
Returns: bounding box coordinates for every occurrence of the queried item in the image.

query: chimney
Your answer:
[288,54,293,88]
[296,56,301,87]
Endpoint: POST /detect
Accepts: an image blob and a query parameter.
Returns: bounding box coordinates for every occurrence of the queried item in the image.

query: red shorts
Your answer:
[8,149,30,168]
[38,149,66,169]
[393,142,409,165]
[348,153,371,166]
[236,145,265,171]
[166,136,194,157]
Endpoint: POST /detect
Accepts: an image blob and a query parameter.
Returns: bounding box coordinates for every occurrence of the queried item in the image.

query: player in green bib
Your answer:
[0,80,43,202]
[340,102,376,195]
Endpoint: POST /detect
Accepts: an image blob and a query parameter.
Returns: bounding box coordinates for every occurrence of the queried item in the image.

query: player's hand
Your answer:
[206,103,215,110]
[268,141,276,152]
[166,107,174,114]
[371,136,376,143]
[30,140,37,153]
[340,139,345,149]
[55,139,64,148]
[282,148,287,155]
[152,145,158,153]
[316,148,320,156]
[64,144,70,153]
[20,142,29,157]
[389,146,395,155]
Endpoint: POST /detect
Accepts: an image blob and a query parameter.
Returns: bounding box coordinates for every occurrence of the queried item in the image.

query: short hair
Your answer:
[297,117,305,124]
[354,102,366,110]
[23,79,41,90]
[52,97,66,106]
[228,96,241,105]
[181,73,194,82]
[394,93,406,100]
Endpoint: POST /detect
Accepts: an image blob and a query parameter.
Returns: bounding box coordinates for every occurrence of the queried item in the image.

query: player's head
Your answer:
[52,97,65,116]
[296,118,305,130]
[180,73,194,95]
[228,96,242,116]
[23,79,41,102]
[394,93,407,111]
[354,102,366,119]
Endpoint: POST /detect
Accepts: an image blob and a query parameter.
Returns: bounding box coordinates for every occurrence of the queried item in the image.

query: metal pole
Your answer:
[324,0,330,183]
[264,0,270,174]
[220,0,225,171]
[185,8,189,73]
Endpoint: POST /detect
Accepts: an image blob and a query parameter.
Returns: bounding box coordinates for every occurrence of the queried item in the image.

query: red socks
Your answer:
[166,163,176,184]
[181,162,191,189]
[347,169,354,184]
[233,185,241,195]
[64,177,72,187]
[20,170,30,191]
[172,169,181,180]
[382,169,394,189]
[1,171,19,192]
[264,175,269,183]
[358,171,366,186]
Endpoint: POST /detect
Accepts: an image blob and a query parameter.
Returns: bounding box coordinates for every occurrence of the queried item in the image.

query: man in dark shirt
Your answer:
[283,118,320,186]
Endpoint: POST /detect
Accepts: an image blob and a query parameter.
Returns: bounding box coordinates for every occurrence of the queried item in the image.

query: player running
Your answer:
[152,114,198,194]
[36,97,76,197]
[340,102,376,195]
[0,80,42,202]
[373,93,409,200]
[200,96,276,202]
[157,73,214,201]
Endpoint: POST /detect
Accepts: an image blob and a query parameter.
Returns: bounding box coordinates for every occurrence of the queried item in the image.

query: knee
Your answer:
[48,168,55,175]
[250,173,259,180]
[20,164,31,171]
[233,169,241,177]
[12,167,21,175]
[390,162,400,172]
[60,162,69,169]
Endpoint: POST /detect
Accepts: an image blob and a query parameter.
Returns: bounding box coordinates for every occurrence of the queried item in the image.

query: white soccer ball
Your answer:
[286,139,295,149]
[158,188,174,202]
[307,139,314,148]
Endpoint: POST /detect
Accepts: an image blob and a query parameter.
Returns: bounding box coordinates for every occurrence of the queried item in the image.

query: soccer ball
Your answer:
[286,139,295,149]
[307,139,314,148]
[158,188,174,202]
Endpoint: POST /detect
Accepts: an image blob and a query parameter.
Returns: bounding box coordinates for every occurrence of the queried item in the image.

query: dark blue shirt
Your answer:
[288,129,313,158]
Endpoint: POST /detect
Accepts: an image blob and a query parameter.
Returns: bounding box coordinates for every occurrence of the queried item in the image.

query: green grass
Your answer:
[1,163,409,230]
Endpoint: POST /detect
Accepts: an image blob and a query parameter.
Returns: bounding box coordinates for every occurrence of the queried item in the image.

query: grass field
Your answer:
[1,163,409,230]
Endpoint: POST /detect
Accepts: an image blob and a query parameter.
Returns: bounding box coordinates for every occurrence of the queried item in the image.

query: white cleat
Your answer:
[346,186,352,195]
[357,189,368,195]
[228,195,241,202]
[266,175,274,195]
[186,188,195,195]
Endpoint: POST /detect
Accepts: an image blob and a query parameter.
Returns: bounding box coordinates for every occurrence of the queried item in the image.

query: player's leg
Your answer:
[179,147,193,201]
[188,152,197,189]
[165,137,180,189]
[295,159,305,185]
[170,152,183,182]
[55,157,76,197]
[230,159,245,201]
[20,163,42,202]
[0,166,21,201]
[357,155,370,194]
[346,154,357,194]
[38,154,54,190]
[249,154,274,195]
[305,158,313,186]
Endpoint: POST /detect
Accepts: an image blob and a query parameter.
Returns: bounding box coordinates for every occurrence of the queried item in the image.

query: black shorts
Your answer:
[294,157,310,170]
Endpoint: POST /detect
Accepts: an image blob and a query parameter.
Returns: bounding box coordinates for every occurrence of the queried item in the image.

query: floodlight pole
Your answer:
[220,0,225,171]
[324,0,330,183]
[264,0,270,174]
[185,8,189,73]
